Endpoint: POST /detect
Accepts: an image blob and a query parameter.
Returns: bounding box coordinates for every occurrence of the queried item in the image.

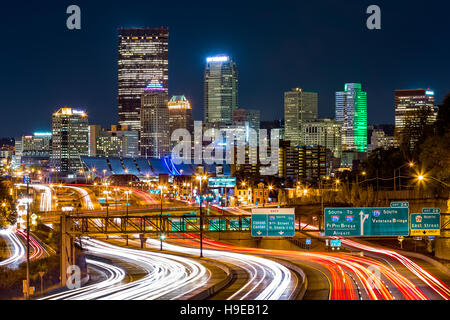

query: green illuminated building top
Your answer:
[336,83,367,152]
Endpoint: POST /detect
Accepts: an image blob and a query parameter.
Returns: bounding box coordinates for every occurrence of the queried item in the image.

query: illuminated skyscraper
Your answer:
[284,88,318,146]
[394,89,436,131]
[335,83,367,152]
[118,27,169,131]
[140,80,169,158]
[204,55,238,126]
[50,107,89,174]
[168,95,194,136]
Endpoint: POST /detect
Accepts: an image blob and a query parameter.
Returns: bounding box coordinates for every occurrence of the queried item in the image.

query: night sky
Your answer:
[1,0,449,137]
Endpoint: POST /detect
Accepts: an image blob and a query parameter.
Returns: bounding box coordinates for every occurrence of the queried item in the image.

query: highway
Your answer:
[0,228,25,268]
[28,183,450,301]
[167,234,446,300]
[342,238,450,300]
[43,237,213,300]
[119,237,299,300]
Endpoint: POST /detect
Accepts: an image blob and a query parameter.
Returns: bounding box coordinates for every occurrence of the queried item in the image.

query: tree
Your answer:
[0,181,16,229]
[435,93,450,136]
[418,131,450,186]
[397,108,435,157]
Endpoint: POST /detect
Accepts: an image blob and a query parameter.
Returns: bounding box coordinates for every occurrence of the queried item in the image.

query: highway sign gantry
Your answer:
[325,207,409,237]
[410,212,441,236]
[251,208,295,237]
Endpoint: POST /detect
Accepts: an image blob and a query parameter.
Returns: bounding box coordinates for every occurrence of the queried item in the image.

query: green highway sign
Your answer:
[391,202,409,208]
[251,208,295,237]
[325,207,409,237]
[208,219,226,231]
[410,213,441,236]
[230,218,250,230]
[330,239,341,247]
[422,208,440,214]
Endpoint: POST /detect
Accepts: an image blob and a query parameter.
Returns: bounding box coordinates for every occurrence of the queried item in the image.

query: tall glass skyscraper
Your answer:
[50,107,89,174]
[140,80,169,158]
[204,55,238,126]
[284,88,318,146]
[118,27,169,131]
[335,83,367,152]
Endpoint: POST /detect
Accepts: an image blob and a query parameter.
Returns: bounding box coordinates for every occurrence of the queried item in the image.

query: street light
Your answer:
[158,185,167,250]
[196,174,207,257]
[416,173,450,187]
[124,190,131,246]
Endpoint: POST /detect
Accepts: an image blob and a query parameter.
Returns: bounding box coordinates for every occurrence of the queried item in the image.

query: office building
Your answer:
[284,88,318,146]
[303,118,342,158]
[204,55,238,126]
[297,145,327,182]
[140,80,169,158]
[168,95,194,136]
[20,132,52,158]
[335,83,367,152]
[232,108,261,131]
[50,107,89,174]
[369,129,398,152]
[118,27,169,131]
[92,125,139,158]
[394,89,436,132]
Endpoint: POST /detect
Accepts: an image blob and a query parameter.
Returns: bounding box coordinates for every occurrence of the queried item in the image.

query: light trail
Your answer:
[175,234,432,300]
[42,238,210,300]
[342,239,450,300]
[15,229,48,260]
[145,238,294,300]
[42,258,126,300]
[0,228,26,267]
[62,185,95,210]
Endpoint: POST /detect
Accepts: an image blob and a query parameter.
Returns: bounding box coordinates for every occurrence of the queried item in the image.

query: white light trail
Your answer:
[0,228,26,267]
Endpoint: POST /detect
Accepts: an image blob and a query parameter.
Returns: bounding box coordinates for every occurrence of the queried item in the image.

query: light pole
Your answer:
[25,177,30,300]
[416,174,450,188]
[158,185,167,250]
[124,190,131,246]
[196,174,207,258]
[103,189,111,236]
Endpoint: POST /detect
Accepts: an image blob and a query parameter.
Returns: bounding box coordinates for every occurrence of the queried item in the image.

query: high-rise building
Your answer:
[168,95,194,136]
[297,145,327,182]
[118,27,169,131]
[140,80,169,158]
[232,108,260,131]
[91,125,139,158]
[302,119,342,158]
[284,88,318,146]
[20,132,52,158]
[88,125,101,156]
[394,89,436,133]
[335,83,367,152]
[50,107,89,174]
[369,129,398,152]
[204,55,238,126]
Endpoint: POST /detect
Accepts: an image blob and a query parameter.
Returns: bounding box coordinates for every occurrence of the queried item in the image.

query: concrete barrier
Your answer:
[188,258,234,300]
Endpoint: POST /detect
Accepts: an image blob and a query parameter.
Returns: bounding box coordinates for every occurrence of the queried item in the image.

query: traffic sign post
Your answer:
[251,208,295,237]
[410,212,441,236]
[325,207,409,237]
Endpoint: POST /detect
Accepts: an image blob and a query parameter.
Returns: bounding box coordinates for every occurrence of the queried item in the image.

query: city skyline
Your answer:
[0,1,449,137]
